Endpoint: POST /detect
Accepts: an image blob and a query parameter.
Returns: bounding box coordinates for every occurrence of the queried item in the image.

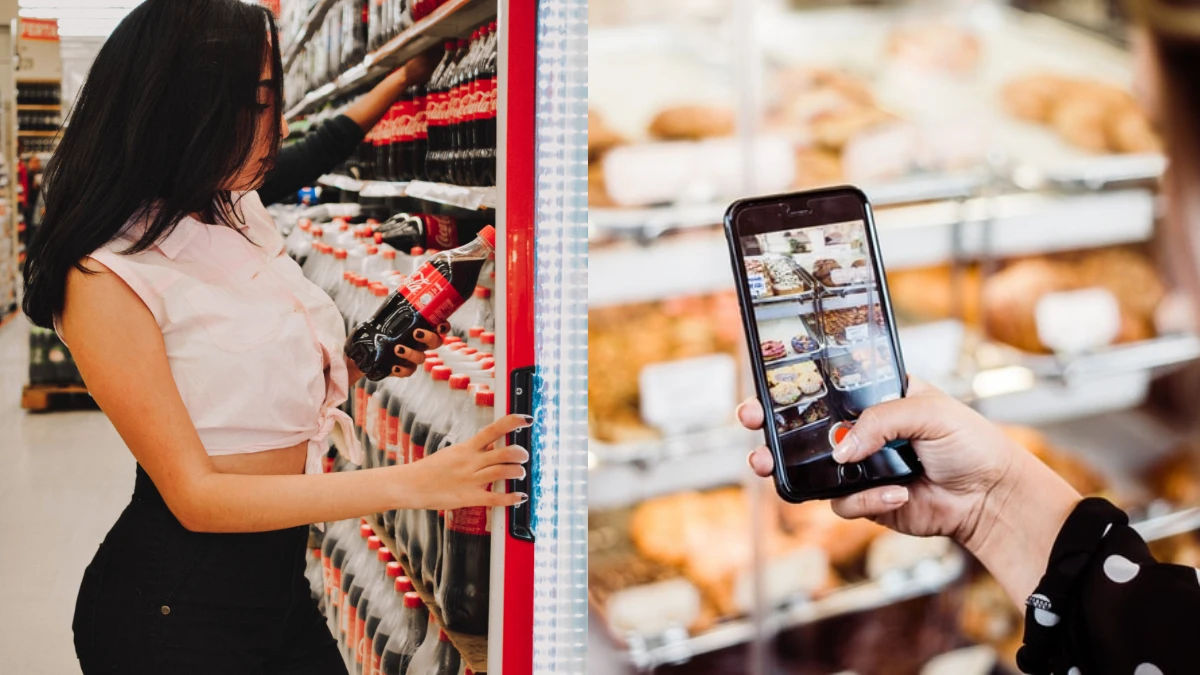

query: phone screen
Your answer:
[729,191,916,496]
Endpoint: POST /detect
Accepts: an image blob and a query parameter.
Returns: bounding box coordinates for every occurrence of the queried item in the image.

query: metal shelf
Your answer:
[614,549,966,671]
[282,0,340,73]
[317,175,496,209]
[284,0,496,120]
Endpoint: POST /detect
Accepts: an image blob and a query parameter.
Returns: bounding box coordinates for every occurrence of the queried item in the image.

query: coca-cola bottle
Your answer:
[375,103,395,182]
[405,613,444,675]
[409,365,452,587]
[379,592,429,675]
[423,372,471,590]
[339,523,375,652]
[392,87,414,181]
[447,30,480,185]
[355,547,395,671]
[346,535,384,663]
[345,226,496,381]
[476,22,499,187]
[437,388,495,635]
[429,39,468,182]
[394,355,441,553]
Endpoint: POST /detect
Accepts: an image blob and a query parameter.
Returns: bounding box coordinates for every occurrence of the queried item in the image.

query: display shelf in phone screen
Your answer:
[741,219,901,466]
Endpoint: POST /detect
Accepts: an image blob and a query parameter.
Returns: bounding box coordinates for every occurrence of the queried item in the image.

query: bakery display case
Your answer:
[589,0,1200,673]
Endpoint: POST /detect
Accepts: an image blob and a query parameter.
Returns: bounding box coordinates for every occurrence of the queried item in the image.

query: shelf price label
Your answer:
[640,354,738,436]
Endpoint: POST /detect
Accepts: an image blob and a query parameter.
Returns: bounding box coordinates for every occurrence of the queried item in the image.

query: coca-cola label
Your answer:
[355,384,366,429]
[447,505,491,535]
[450,85,464,124]
[332,569,342,603]
[386,414,400,461]
[371,652,381,675]
[414,98,428,139]
[468,81,486,121]
[488,77,498,117]
[398,263,465,325]
[397,101,414,143]
[401,431,411,462]
[376,406,388,445]
[411,443,425,461]
[422,214,458,249]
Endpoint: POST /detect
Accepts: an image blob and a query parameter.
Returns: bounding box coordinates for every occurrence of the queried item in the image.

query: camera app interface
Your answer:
[739,220,902,465]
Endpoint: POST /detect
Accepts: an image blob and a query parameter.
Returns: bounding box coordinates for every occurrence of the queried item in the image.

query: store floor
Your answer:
[0,316,133,675]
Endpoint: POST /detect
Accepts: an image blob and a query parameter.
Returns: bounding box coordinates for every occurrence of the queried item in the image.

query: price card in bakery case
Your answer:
[640,354,738,435]
[747,272,769,298]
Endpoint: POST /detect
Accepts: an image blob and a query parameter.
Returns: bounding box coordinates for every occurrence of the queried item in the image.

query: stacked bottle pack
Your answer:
[290,210,497,643]
[28,326,83,387]
[357,25,498,186]
[286,0,418,110]
[305,520,478,674]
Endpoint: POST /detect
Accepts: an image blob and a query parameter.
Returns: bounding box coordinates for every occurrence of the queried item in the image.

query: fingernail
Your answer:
[519,467,527,479]
[517,493,529,505]
[882,487,908,505]
[520,414,534,426]
[414,330,428,340]
[438,324,450,335]
[832,435,856,463]
[746,451,755,470]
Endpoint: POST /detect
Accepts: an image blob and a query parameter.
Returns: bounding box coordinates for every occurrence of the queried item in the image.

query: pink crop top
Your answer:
[55,191,363,474]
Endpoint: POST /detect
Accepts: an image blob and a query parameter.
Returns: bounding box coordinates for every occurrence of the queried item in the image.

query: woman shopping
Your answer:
[739,4,1200,673]
[20,2,525,673]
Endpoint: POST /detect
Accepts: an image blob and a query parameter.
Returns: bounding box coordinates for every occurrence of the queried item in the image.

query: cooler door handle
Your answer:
[507,366,536,542]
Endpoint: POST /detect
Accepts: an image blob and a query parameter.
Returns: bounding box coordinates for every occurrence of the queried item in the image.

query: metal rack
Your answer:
[284,0,496,120]
[317,174,497,209]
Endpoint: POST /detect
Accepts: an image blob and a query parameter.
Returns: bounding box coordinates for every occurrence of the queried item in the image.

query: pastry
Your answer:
[1145,442,1200,506]
[811,106,895,150]
[588,108,625,160]
[791,334,819,354]
[761,340,787,361]
[798,371,823,396]
[1108,107,1162,153]
[885,23,981,74]
[799,399,830,426]
[792,147,844,190]
[648,105,736,141]
[887,265,982,325]
[1001,73,1073,123]
[771,382,803,406]
[764,256,808,295]
[588,162,615,207]
[822,305,885,344]
[1050,95,1110,153]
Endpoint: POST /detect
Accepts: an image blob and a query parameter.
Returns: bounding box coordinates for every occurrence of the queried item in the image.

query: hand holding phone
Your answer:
[725,186,922,503]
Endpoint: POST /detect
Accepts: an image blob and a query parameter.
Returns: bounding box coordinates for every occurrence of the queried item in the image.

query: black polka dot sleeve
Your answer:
[1017,498,1200,675]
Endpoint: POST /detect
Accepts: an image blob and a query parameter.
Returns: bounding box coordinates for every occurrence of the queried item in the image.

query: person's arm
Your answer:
[62,259,528,533]
[258,53,439,205]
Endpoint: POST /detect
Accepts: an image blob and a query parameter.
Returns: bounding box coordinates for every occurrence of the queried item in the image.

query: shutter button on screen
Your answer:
[829,422,863,483]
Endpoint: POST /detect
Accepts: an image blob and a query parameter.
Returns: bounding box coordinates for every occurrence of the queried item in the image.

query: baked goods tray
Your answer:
[758,4,1162,186]
[598,548,967,670]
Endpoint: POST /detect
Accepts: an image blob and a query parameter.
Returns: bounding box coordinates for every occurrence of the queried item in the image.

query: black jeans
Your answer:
[73,466,346,675]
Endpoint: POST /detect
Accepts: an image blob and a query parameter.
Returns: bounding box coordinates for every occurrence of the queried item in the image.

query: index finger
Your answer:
[466,414,535,451]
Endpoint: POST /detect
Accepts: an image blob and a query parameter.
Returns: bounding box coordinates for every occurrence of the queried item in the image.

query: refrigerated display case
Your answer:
[279,1,587,673]
[588,1,1200,673]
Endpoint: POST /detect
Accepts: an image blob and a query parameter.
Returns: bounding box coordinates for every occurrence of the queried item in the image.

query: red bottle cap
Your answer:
[490,20,497,30]
[432,366,452,381]
[343,271,353,281]
[475,389,495,406]
[444,336,464,344]
[396,577,414,593]
[403,590,423,608]
[477,225,496,249]
[479,358,495,370]
[423,358,443,373]
[377,548,393,562]
[373,285,388,297]
[439,629,451,642]
[449,374,471,390]
[468,327,484,338]
[383,249,396,260]
[367,536,381,551]
[424,350,439,358]
[360,523,373,538]
[367,245,379,255]
[473,286,491,299]
[457,39,467,49]
[357,277,370,288]
[461,347,478,357]
[367,218,380,226]
[311,226,324,236]
[481,332,495,345]
[444,40,455,50]
[448,342,465,352]
[410,247,424,256]
[374,232,384,244]
[386,562,403,578]
[334,248,347,260]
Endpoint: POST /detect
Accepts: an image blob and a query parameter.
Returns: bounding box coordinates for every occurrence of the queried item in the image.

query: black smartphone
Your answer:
[724,186,922,503]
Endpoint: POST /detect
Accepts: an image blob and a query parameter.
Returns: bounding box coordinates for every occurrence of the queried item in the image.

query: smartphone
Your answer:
[724,186,922,503]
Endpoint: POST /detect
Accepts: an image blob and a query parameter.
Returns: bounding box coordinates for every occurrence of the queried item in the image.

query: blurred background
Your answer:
[587,0,1200,674]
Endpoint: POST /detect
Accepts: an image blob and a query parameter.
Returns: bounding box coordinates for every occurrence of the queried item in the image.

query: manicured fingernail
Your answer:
[438,324,450,334]
[414,330,428,340]
[520,415,534,425]
[518,467,527,479]
[882,487,908,505]
[832,435,856,463]
[517,493,529,504]
[746,451,755,469]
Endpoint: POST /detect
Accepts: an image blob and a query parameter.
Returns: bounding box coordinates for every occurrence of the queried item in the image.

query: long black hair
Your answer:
[22,0,284,328]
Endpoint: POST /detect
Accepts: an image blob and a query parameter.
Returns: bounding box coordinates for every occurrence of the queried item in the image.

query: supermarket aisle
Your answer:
[0,316,133,675]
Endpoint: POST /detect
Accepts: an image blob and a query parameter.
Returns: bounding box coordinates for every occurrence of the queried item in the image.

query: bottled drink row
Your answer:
[19,138,56,155]
[29,326,83,387]
[19,111,61,132]
[16,83,60,106]
[355,28,498,187]
[306,519,476,674]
